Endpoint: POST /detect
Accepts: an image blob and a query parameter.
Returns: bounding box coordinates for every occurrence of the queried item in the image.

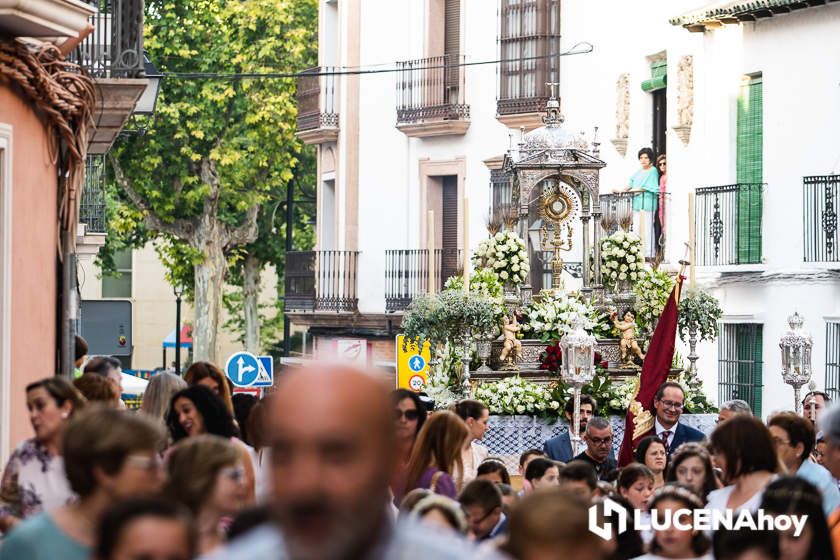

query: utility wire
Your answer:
[161,42,594,80]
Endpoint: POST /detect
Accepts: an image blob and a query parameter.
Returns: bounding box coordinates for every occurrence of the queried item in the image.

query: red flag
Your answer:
[617,275,685,467]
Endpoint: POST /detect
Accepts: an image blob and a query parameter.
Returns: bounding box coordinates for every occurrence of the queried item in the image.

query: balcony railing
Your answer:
[695,183,764,266]
[71,0,145,78]
[396,55,469,124]
[385,249,463,312]
[80,154,107,233]
[803,175,840,263]
[285,251,359,312]
[296,66,339,132]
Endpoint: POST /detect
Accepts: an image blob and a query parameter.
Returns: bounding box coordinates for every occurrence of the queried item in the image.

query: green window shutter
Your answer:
[734,324,763,417]
[736,75,763,263]
[641,59,667,92]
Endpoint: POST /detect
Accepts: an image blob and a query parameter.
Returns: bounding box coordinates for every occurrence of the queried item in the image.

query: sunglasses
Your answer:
[394,409,420,421]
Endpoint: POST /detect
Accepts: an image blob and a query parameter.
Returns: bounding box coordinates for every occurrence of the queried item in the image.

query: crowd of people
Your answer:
[3,354,840,559]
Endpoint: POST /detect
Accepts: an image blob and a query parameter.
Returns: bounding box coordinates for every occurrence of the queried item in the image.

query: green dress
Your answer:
[629,167,660,211]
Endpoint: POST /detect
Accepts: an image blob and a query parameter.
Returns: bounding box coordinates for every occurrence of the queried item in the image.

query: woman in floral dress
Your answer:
[0,377,86,533]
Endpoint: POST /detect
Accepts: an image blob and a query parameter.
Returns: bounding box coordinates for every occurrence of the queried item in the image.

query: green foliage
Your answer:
[101,0,317,294]
[678,289,723,342]
[444,268,505,325]
[677,369,718,413]
[221,288,285,351]
[401,289,500,354]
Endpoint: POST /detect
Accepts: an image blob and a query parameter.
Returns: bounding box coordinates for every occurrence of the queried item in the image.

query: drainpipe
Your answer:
[60,226,78,379]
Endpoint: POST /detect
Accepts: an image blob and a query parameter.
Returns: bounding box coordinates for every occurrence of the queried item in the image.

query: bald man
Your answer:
[214,364,499,560]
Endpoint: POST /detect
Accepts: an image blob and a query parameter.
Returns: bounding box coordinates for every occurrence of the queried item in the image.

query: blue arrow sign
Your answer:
[225,352,260,387]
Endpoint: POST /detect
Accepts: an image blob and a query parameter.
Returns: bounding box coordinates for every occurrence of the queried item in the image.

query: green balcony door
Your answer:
[736,75,763,264]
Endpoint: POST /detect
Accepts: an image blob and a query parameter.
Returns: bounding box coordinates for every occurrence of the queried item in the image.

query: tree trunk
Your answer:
[192,232,227,364]
[243,253,261,354]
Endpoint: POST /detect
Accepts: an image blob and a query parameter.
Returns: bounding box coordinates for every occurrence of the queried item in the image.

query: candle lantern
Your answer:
[559,316,597,456]
[779,312,813,415]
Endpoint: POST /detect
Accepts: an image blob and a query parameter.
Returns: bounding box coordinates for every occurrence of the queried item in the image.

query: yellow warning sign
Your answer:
[396,335,431,391]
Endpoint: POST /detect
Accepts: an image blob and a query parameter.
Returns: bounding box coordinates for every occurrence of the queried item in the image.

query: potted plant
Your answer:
[677,289,723,376]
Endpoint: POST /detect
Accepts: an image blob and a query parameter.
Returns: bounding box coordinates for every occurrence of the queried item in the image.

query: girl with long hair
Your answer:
[403,411,468,500]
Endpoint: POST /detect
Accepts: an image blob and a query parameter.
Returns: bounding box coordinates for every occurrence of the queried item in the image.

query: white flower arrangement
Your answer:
[474,375,559,415]
[632,268,675,336]
[601,231,645,290]
[608,376,639,412]
[473,231,529,285]
[521,291,597,340]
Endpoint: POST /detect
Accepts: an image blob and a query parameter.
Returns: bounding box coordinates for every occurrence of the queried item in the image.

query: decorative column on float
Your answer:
[780,312,813,415]
[559,317,597,456]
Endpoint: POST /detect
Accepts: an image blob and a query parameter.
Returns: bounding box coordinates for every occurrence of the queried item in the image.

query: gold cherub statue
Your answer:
[498,315,522,369]
[611,308,646,368]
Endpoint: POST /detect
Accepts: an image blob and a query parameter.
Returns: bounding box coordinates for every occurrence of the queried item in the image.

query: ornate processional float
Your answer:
[401,90,718,422]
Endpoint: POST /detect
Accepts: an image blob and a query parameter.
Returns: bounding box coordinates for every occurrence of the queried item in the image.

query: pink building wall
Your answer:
[0,85,59,453]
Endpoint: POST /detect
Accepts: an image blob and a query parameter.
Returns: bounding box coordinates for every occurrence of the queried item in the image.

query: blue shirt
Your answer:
[0,513,88,560]
[798,460,840,515]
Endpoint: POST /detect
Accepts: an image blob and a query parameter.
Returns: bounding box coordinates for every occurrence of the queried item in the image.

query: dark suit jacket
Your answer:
[666,422,705,454]
[543,432,616,464]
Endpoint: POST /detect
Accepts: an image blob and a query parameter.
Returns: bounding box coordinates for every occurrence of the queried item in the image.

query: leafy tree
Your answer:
[223,146,316,353]
[107,0,317,363]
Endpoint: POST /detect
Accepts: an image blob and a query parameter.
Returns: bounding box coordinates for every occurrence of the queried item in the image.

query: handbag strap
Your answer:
[430,470,443,493]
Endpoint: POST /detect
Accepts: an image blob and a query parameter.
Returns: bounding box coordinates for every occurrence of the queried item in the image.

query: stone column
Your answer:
[581,214,591,291]
[593,211,603,289]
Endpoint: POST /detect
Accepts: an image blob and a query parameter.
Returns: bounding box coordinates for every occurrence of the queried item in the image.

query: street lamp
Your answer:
[134,53,163,116]
[173,285,183,375]
[780,312,813,415]
[559,316,597,456]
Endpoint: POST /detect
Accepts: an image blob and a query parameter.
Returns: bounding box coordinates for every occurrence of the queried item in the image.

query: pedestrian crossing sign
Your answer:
[396,335,431,392]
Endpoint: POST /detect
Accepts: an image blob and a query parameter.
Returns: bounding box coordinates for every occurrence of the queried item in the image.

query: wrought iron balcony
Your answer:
[80,154,107,233]
[295,66,339,144]
[395,55,469,137]
[384,249,463,312]
[803,175,840,263]
[695,183,764,266]
[71,0,145,78]
[285,251,359,313]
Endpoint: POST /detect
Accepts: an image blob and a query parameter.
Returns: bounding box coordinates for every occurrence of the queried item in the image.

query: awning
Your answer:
[670,0,838,31]
[121,372,149,395]
[162,325,193,348]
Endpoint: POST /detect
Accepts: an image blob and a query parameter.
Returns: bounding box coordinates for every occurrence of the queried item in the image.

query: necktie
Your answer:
[661,430,672,450]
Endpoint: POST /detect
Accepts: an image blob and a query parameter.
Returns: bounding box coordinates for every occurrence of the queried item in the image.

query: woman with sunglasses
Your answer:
[164,435,248,556]
[390,390,428,499]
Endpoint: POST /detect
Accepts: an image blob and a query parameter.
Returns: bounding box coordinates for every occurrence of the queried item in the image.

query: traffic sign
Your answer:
[396,335,431,391]
[225,352,260,388]
[253,356,274,387]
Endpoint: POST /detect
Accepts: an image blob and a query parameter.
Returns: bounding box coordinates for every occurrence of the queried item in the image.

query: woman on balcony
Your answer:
[614,147,659,258]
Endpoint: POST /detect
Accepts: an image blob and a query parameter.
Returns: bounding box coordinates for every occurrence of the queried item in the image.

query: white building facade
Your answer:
[291,0,840,417]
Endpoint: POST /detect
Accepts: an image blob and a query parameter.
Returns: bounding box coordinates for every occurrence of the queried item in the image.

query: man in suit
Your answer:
[543,395,599,463]
[653,381,705,456]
